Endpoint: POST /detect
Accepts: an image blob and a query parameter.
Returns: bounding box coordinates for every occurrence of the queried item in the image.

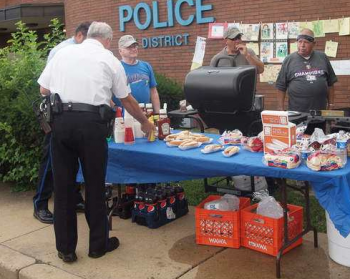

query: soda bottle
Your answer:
[336,130,347,166]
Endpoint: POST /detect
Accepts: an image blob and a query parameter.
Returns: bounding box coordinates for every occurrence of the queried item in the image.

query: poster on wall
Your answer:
[325,41,338,58]
[241,24,260,41]
[275,22,288,39]
[260,64,282,83]
[191,36,207,70]
[288,22,300,38]
[339,17,350,36]
[228,22,241,30]
[312,20,325,37]
[208,23,227,39]
[246,42,259,56]
[261,23,274,40]
[260,42,274,63]
[300,21,313,31]
[289,42,297,53]
[275,42,288,62]
[323,19,340,33]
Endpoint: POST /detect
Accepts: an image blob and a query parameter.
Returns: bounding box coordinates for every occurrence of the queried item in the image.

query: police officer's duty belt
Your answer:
[63,103,100,113]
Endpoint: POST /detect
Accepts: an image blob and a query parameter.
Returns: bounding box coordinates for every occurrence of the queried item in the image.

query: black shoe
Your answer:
[75,202,85,213]
[33,209,53,224]
[58,251,77,263]
[88,237,120,258]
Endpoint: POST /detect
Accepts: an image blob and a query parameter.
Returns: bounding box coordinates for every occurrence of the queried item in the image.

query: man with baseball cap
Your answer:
[210,26,264,74]
[112,35,160,113]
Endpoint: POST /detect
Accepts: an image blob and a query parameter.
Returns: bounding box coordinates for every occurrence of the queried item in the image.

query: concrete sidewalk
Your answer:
[0,183,349,279]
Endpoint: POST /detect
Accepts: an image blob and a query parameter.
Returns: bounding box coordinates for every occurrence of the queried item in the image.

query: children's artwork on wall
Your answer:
[288,22,300,39]
[325,40,338,58]
[289,42,297,53]
[241,24,260,41]
[339,17,350,36]
[275,42,288,62]
[323,19,339,33]
[276,22,288,39]
[208,23,227,39]
[312,20,325,37]
[299,21,313,31]
[260,42,274,63]
[260,64,282,83]
[246,42,260,56]
[261,23,274,40]
[228,22,241,30]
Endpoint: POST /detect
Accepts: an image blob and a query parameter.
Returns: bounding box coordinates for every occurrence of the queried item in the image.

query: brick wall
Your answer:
[0,0,62,8]
[3,0,349,110]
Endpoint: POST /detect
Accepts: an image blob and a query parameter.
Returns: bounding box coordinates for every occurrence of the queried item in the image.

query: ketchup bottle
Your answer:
[157,109,171,140]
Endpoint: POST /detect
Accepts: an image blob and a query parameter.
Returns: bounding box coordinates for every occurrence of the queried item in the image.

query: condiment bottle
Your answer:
[157,109,171,140]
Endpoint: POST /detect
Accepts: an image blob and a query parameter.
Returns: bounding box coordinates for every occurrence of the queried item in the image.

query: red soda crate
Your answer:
[195,195,251,248]
[241,203,303,256]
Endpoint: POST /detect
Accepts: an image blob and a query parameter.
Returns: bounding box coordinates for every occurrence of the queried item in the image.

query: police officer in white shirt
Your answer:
[37,21,154,263]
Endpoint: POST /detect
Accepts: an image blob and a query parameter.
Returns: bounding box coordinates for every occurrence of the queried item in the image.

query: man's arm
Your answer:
[40,86,50,96]
[277,90,286,111]
[120,94,155,135]
[237,45,265,74]
[327,85,335,109]
[150,87,161,114]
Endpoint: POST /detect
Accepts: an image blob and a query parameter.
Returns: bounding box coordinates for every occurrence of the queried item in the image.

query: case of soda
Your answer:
[132,184,189,229]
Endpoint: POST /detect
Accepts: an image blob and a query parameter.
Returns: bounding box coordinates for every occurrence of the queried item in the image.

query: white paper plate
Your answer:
[222,147,240,157]
[178,142,202,150]
[201,145,224,154]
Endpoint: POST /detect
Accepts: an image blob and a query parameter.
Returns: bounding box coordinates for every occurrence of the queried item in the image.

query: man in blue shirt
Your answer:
[113,35,160,113]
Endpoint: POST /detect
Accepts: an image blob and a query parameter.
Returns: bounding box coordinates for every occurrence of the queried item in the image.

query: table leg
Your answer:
[275,179,318,278]
[107,184,122,230]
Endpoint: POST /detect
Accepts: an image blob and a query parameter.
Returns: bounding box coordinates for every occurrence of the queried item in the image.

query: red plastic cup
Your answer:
[124,127,135,145]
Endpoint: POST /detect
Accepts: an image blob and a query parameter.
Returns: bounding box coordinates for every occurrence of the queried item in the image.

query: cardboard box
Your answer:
[263,123,296,154]
[261,110,289,125]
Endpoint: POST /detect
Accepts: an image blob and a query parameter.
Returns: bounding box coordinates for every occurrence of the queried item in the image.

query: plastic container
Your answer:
[195,195,250,248]
[326,212,350,267]
[241,203,303,256]
[336,130,347,166]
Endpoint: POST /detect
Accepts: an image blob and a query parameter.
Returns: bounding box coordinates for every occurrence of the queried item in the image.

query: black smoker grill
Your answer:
[184,65,262,135]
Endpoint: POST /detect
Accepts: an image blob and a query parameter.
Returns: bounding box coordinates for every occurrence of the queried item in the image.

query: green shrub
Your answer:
[0,20,65,189]
[155,72,184,111]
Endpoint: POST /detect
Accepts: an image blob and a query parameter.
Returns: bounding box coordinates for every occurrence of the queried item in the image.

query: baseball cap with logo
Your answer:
[223,27,243,39]
[118,35,138,48]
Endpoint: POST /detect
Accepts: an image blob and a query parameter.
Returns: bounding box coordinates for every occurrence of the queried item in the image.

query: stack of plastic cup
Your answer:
[124,126,135,145]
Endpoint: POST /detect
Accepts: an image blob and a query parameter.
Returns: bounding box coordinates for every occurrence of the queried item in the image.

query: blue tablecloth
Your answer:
[79,134,350,238]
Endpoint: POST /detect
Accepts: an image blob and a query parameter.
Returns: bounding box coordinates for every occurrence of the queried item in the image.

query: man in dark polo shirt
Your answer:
[276,28,338,112]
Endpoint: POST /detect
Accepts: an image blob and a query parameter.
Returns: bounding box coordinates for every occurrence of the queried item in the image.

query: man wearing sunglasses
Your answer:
[210,26,264,74]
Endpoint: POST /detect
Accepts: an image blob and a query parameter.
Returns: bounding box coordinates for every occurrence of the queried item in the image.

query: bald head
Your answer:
[300,28,315,38]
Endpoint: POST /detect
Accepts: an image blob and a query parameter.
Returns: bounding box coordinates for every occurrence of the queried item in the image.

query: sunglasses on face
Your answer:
[228,35,242,41]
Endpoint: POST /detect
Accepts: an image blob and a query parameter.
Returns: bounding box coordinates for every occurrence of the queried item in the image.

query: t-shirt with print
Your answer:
[275,51,337,112]
[113,60,157,106]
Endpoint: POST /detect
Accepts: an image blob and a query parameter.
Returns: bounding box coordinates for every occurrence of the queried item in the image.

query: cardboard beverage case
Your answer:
[261,111,296,154]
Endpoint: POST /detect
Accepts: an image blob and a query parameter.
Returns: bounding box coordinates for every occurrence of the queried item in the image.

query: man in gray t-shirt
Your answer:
[210,27,264,74]
[276,28,337,112]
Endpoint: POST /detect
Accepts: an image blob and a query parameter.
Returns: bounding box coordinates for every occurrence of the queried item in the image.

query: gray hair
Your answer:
[87,22,113,40]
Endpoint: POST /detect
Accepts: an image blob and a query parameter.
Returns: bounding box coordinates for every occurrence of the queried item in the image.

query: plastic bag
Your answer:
[253,190,283,219]
[204,194,240,211]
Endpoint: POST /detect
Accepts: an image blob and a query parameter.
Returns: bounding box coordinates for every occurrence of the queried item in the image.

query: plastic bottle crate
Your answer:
[132,193,189,229]
[195,195,251,248]
[240,203,303,256]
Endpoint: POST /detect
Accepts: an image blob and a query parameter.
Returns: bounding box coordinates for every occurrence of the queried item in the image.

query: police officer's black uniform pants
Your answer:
[33,133,84,211]
[51,111,109,254]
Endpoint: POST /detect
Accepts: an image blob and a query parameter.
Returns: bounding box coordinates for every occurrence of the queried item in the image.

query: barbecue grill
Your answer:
[184,65,262,135]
